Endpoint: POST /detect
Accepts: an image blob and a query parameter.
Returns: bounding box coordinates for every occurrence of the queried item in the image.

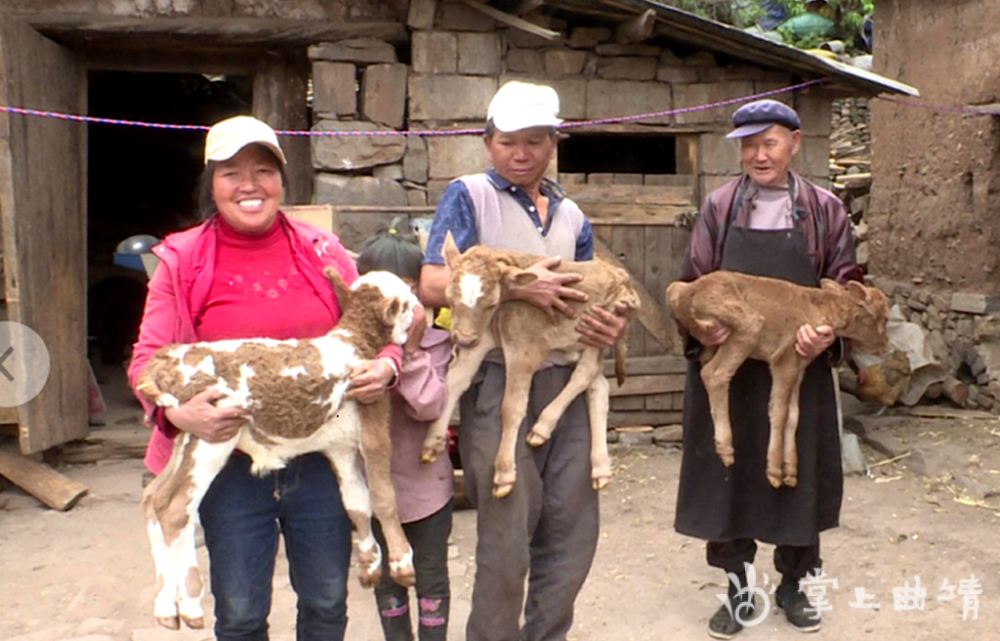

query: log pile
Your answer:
[829,98,872,269]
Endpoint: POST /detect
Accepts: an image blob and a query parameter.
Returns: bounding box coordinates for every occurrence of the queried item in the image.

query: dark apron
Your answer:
[673,198,843,546]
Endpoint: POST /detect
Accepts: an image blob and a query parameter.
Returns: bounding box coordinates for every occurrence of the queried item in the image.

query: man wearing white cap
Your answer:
[673,99,861,638]
[421,81,627,641]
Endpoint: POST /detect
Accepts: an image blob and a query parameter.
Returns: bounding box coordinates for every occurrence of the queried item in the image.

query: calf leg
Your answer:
[766,352,801,489]
[781,367,808,488]
[421,332,496,464]
[360,400,416,588]
[585,371,613,490]
[324,443,384,589]
[700,338,758,468]
[528,346,603,447]
[143,433,238,630]
[494,348,549,499]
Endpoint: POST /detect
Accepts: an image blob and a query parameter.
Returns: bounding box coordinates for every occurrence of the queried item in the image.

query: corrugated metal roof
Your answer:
[562,0,919,97]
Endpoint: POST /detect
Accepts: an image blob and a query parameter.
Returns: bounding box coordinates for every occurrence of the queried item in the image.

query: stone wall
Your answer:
[308,0,837,246]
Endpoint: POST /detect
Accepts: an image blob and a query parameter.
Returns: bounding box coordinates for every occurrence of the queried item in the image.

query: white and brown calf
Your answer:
[421,233,640,499]
[667,271,891,489]
[136,269,418,631]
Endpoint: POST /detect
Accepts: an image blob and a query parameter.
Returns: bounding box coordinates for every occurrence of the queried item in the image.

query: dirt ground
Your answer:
[3,376,1000,641]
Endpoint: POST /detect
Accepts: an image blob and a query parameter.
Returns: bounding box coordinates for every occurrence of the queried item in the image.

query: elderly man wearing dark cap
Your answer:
[672,99,862,639]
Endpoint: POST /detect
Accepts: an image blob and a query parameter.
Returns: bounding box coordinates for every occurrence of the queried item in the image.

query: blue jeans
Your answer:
[200,452,352,641]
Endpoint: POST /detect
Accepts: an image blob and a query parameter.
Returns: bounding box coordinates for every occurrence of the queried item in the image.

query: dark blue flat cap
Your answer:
[726,99,802,139]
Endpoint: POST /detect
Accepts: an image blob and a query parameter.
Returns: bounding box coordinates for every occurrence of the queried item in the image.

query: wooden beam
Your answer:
[594,237,678,353]
[254,55,312,206]
[608,410,682,427]
[514,0,547,15]
[27,16,409,50]
[615,8,656,44]
[564,184,696,206]
[0,444,88,511]
[458,0,563,40]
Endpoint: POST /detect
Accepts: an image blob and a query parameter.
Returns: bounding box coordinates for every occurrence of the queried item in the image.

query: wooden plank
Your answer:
[604,354,687,376]
[610,396,645,411]
[285,204,337,233]
[458,0,563,40]
[57,428,149,465]
[645,392,683,411]
[584,206,694,225]
[0,444,88,510]
[611,226,646,357]
[254,56,312,206]
[594,237,678,353]
[29,15,409,49]
[564,184,696,206]
[609,374,685,397]
[608,410,683,427]
[0,16,89,454]
[643,227,671,356]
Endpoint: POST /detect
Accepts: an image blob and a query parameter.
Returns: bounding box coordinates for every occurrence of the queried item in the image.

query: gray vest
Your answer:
[457,173,587,367]
[458,174,585,260]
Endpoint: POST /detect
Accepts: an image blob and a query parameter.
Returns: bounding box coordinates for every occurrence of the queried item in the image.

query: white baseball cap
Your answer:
[487,81,563,133]
[204,115,287,165]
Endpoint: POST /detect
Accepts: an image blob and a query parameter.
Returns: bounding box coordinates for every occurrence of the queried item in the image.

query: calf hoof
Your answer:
[592,462,612,491]
[526,429,550,448]
[421,437,446,464]
[358,565,383,589]
[156,616,180,631]
[492,482,514,499]
[592,475,611,491]
[181,616,205,630]
[783,474,798,488]
[766,471,783,489]
[715,443,735,467]
[390,562,416,588]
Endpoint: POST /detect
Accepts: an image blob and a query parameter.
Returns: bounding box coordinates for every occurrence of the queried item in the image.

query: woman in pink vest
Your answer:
[128,116,403,641]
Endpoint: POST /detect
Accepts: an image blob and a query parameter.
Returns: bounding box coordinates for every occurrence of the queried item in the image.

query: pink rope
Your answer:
[0,79,827,138]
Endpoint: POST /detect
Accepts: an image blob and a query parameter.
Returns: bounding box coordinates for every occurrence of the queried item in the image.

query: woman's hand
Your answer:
[796,324,836,360]
[164,388,246,442]
[404,304,428,356]
[577,303,629,348]
[347,358,396,404]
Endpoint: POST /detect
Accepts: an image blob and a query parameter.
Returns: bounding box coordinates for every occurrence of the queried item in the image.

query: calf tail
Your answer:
[135,360,166,406]
[613,336,628,387]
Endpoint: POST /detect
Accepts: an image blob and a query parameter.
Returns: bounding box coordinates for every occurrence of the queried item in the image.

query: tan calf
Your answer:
[136,269,418,631]
[421,233,640,499]
[667,271,891,489]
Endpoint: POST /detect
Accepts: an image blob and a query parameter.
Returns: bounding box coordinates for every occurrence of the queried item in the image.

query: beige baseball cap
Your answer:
[487,81,562,133]
[204,115,287,165]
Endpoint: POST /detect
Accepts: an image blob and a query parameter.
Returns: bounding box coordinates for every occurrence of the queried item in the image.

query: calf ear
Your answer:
[820,278,842,293]
[324,266,351,308]
[502,266,538,289]
[380,298,402,326]
[443,231,461,267]
[846,280,868,301]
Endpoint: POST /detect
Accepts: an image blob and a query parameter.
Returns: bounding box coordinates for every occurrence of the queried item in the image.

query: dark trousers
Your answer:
[199,453,352,641]
[459,363,600,641]
[373,500,454,641]
[707,538,822,583]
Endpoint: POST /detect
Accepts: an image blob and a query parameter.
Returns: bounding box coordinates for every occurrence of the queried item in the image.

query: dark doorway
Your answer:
[86,71,252,379]
[558,132,677,176]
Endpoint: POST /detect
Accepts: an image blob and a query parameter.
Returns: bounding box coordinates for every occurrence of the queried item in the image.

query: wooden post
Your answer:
[253,55,313,206]
[0,444,88,510]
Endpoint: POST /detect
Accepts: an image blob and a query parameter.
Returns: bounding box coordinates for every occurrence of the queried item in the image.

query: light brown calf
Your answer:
[136,270,418,630]
[666,271,891,488]
[421,233,640,498]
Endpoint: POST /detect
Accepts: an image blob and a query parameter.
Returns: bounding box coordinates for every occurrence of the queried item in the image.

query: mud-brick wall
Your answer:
[1,0,407,21]
[870,0,1000,296]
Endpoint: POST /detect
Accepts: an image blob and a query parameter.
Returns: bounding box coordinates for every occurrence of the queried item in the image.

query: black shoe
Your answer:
[708,573,755,640]
[776,582,822,633]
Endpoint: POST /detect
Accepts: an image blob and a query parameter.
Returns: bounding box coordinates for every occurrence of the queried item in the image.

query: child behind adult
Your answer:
[357,224,454,641]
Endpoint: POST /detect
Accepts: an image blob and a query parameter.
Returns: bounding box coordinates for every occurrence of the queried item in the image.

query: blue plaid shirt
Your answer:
[424,168,594,265]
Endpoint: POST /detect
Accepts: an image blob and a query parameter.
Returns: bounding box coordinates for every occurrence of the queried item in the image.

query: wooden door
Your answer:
[0,14,87,454]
